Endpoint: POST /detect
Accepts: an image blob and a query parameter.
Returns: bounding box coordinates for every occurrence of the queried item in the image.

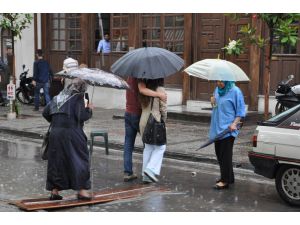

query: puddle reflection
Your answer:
[0,139,41,160]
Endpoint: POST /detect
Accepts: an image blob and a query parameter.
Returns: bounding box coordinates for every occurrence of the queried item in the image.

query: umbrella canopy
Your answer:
[111,47,184,79]
[184,59,250,82]
[56,68,129,89]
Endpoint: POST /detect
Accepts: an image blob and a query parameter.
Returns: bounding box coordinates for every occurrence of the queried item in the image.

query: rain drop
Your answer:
[234,196,238,202]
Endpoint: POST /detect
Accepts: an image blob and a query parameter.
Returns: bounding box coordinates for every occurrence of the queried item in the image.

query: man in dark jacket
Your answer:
[32,49,53,111]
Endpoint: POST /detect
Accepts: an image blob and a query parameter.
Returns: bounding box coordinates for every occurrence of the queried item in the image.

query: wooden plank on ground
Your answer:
[10,184,168,211]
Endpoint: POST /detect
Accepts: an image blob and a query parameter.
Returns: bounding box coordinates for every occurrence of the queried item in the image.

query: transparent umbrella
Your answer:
[56,67,129,89]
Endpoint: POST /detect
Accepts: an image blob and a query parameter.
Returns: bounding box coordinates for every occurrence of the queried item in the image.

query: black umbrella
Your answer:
[196,123,243,150]
[111,47,184,79]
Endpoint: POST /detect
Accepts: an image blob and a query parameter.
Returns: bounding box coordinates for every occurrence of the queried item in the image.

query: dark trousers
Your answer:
[214,136,235,184]
[34,82,50,109]
[123,112,141,175]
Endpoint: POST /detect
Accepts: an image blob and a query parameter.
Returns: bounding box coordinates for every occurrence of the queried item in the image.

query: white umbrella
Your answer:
[184,59,250,82]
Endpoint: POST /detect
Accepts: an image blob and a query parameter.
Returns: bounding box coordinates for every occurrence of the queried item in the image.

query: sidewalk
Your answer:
[0,104,258,169]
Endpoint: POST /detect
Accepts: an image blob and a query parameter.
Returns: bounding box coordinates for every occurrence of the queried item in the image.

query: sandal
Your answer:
[49,193,63,200]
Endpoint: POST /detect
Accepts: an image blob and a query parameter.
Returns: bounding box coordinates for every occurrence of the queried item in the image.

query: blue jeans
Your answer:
[124,112,141,175]
[34,82,50,109]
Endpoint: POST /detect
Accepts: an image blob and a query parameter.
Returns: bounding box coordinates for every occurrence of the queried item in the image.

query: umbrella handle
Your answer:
[91,85,95,103]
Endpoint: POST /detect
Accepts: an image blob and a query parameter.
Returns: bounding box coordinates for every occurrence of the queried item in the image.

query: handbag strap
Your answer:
[47,124,51,132]
[150,97,154,112]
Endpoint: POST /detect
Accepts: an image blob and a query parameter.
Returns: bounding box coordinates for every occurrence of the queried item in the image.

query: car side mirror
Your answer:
[22,64,25,70]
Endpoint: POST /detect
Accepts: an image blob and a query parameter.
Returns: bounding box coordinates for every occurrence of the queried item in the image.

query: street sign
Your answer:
[7,83,15,100]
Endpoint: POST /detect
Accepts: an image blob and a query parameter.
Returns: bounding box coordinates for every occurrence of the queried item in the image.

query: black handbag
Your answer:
[142,98,166,145]
[41,125,51,160]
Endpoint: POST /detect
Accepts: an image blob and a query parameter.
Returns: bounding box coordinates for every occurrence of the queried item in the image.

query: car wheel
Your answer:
[275,165,300,206]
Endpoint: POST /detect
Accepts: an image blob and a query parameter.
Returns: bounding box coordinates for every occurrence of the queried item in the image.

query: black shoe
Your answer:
[49,193,63,200]
[213,183,229,190]
[33,108,39,111]
[77,194,92,201]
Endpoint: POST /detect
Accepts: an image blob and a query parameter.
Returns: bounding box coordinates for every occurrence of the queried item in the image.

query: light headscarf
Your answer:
[55,78,87,108]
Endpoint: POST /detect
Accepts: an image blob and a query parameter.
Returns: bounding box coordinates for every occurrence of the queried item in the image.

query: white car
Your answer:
[248,104,300,206]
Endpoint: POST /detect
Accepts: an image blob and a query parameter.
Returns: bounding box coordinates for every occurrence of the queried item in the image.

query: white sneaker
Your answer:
[144,168,158,182]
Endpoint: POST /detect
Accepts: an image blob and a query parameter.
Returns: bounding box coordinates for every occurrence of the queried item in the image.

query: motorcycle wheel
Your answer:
[275,102,289,115]
[16,89,33,104]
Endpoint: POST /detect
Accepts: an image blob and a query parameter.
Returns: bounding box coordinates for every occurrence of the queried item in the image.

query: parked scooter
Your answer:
[16,65,45,106]
[275,74,300,114]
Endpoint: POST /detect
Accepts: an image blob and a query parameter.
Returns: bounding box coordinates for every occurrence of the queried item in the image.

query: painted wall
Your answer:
[258,95,276,116]
[86,86,183,109]
[14,14,35,88]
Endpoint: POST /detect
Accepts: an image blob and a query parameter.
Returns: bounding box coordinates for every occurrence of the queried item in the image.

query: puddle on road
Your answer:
[0,139,41,160]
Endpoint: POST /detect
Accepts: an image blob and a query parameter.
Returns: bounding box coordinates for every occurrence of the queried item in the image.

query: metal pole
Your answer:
[98,13,105,67]
[87,85,95,202]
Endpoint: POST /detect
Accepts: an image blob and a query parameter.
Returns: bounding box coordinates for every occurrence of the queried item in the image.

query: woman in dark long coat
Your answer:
[43,78,93,200]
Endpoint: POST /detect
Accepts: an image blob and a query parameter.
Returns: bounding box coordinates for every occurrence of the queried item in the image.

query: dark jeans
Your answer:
[214,136,235,184]
[34,82,50,109]
[124,112,141,175]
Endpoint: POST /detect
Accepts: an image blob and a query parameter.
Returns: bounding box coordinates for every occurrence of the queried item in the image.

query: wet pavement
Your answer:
[0,136,298,212]
[0,104,256,168]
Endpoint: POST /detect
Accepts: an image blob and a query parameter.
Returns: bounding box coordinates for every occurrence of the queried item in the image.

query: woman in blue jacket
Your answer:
[209,80,246,190]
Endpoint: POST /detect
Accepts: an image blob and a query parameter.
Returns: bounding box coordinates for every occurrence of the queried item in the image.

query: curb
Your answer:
[0,127,254,171]
[0,127,43,139]
[113,111,264,125]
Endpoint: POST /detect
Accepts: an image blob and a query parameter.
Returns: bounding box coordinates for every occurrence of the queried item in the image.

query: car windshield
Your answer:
[267,104,300,123]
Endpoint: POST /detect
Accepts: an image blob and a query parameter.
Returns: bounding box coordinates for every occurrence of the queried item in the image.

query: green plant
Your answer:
[14,100,20,116]
[223,39,244,56]
[0,14,33,39]
[223,13,300,119]
[0,13,33,116]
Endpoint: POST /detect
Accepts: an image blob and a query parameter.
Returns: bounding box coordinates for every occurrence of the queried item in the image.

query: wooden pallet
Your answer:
[10,184,168,211]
